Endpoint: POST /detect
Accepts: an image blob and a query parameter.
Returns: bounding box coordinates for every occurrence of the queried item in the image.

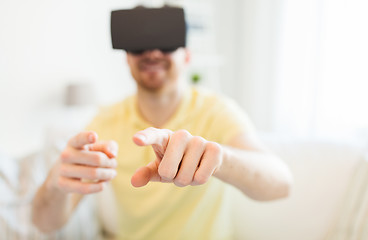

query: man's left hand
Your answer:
[131,127,223,187]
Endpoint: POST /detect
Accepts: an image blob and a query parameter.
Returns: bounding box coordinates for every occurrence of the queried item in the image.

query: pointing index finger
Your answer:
[133,127,172,147]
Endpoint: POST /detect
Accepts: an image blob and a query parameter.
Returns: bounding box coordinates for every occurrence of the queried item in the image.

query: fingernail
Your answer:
[112,150,118,157]
[88,134,95,143]
[136,134,146,142]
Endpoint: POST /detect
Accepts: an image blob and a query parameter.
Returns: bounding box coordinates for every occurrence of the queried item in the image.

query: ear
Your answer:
[126,51,131,65]
[184,48,191,64]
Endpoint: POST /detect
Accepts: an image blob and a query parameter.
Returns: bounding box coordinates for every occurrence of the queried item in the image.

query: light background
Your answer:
[1,0,367,157]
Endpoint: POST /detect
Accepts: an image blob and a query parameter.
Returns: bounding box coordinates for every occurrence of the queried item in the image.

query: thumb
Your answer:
[131,160,160,187]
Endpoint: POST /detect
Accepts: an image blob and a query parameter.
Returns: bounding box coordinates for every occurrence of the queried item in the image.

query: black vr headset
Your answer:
[111,6,186,54]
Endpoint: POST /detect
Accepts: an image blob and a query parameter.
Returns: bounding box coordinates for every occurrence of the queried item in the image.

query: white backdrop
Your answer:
[0,0,222,157]
[0,1,137,157]
[1,0,367,157]
[272,0,368,140]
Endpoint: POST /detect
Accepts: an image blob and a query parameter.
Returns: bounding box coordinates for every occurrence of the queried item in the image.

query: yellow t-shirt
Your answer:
[87,87,255,240]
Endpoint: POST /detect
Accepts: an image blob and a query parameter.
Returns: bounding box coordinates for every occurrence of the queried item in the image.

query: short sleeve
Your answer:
[208,96,256,145]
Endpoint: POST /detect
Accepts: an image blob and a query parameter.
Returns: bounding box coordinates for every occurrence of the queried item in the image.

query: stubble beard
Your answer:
[136,59,171,93]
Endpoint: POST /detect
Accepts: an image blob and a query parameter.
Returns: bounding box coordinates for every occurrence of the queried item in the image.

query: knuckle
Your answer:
[111,159,118,168]
[96,169,111,180]
[174,176,191,187]
[206,141,222,155]
[177,129,191,137]
[194,173,209,185]
[164,129,173,135]
[173,129,191,141]
[89,168,99,179]
[60,150,71,162]
[158,167,175,180]
[107,159,117,168]
[107,140,118,150]
[78,182,104,195]
[95,183,105,192]
[91,153,103,166]
[108,170,117,179]
[190,136,206,147]
[78,185,90,194]
[98,182,105,191]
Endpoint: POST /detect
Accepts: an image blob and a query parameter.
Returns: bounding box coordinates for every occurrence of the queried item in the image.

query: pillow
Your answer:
[0,146,104,239]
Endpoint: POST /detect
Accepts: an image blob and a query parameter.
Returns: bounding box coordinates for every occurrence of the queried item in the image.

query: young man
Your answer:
[32,7,293,240]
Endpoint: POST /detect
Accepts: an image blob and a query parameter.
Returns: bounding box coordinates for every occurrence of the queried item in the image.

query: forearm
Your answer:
[31,171,82,233]
[214,146,293,201]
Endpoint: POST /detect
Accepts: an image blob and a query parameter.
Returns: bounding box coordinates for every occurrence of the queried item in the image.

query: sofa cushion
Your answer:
[231,136,366,240]
[0,148,103,239]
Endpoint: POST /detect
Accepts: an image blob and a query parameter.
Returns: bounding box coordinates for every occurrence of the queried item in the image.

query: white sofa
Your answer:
[231,136,367,240]
[0,146,104,239]
[0,135,366,239]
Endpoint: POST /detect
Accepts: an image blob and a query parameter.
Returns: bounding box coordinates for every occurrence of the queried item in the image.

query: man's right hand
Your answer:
[32,131,118,233]
[49,131,118,195]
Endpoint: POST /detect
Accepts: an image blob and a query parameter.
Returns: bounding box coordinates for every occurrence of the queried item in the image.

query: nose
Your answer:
[143,49,164,59]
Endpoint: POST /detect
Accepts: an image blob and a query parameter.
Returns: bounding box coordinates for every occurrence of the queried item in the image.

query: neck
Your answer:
[136,81,188,127]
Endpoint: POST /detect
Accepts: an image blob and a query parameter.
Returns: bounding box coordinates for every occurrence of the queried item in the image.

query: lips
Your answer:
[139,60,167,72]
[142,64,164,72]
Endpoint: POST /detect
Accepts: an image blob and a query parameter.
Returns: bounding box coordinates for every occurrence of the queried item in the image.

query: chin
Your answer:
[138,80,166,92]
[139,74,168,91]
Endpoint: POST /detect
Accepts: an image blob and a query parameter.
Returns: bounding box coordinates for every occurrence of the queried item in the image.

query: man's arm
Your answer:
[32,132,118,233]
[215,132,293,200]
[130,127,293,201]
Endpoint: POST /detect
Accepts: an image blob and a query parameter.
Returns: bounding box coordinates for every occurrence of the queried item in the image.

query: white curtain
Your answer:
[272,0,368,140]
[218,0,368,140]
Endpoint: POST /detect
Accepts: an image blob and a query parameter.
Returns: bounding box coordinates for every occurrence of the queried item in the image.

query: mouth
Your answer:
[139,61,167,73]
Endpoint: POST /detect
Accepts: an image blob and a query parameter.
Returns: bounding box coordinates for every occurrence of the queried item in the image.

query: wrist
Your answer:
[213,145,229,178]
[44,163,65,196]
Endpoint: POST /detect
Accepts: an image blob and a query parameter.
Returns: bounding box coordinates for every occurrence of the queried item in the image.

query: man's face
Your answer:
[126,48,190,92]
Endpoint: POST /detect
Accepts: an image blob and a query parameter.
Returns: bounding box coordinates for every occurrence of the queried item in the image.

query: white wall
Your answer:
[0,0,285,157]
[0,1,139,157]
[0,0,225,157]
[213,0,284,132]
[270,0,368,140]
[238,0,284,132]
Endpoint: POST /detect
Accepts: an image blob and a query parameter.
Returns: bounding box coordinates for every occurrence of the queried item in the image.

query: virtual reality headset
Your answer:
[111,6,187,54]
